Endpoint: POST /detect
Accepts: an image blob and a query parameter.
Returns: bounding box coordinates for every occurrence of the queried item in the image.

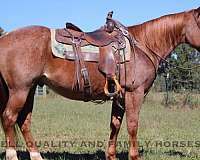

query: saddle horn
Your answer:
[106,11,115,33]
[107,11,113,20]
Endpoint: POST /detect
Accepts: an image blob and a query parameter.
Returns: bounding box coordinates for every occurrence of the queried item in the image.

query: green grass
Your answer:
[0,92,200,159]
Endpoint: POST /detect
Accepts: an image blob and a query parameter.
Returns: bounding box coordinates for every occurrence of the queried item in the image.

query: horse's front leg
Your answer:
[126,87,144,160]
[106,97,125,160]
[17,86,43,160]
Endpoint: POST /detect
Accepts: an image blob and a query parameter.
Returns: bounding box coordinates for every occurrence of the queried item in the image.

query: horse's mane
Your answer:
[128,10,190,54]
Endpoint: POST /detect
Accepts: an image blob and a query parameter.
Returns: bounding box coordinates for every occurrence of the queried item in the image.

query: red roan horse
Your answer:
[0,7,200,160]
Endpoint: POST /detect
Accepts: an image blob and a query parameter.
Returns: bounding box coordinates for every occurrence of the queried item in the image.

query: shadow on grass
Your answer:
[0,149,195,160]
[0,150,128,160]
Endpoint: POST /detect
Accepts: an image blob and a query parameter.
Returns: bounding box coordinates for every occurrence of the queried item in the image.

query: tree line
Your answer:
[0,27,5,36]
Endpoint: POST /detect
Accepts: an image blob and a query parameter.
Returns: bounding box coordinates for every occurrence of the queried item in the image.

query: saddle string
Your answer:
[69,31,92,96]
[69,31,81,91]
[113,18,136,92]
[75,45,92,98]
[71,39,81,91]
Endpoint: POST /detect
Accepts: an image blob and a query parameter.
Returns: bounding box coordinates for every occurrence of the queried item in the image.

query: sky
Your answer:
[0,1,199,32]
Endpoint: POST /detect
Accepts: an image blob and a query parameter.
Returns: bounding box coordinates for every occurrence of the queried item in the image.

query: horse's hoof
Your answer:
[30,152,44,160]
[106,156,116,160]
[31,157,44,160]
[105,152,116,160]
[6,156,18,160]
[6,148,18,160]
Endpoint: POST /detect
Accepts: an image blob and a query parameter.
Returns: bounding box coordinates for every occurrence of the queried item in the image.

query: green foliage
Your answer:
[168,44,199,92]
[182,93,200,109]
[161,91,200,108]
[161,92,179,107]
[0,27,5,36]
[156,44,200,93]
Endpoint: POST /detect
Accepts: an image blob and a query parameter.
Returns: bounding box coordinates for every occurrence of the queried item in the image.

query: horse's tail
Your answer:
[0,73,9,130]
[0,73,9,114]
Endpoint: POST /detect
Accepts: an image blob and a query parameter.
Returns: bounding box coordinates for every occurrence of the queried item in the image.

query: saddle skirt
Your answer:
[50,29,131,63]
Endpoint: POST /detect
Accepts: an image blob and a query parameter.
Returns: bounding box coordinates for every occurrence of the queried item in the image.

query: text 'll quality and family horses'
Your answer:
[0,7,200,160]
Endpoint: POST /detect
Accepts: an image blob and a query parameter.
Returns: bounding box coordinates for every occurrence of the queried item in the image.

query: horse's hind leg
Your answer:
[106,97,125,160]
[17,85,43,160]
[1,88,30,160]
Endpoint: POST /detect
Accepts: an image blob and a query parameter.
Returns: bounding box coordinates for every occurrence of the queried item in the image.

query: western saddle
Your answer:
[55,11,131,100]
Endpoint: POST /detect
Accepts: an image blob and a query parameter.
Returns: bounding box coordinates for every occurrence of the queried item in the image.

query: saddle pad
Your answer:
[50,29,131,63]
[51,29,99,61]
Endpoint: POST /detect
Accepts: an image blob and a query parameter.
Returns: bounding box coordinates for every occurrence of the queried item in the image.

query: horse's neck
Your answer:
[129,12,186,60]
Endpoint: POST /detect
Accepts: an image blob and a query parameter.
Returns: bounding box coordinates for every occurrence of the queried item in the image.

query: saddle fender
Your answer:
[98,45,116,78]
[98,45,122,97]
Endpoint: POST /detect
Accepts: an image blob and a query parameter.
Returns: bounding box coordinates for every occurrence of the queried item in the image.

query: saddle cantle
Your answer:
[52,11,131,100]
[66,22,83,32]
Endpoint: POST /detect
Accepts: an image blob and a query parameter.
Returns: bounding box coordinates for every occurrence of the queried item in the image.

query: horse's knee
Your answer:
[20,124,31,134]
[2,90,29,127]
[2,110,17,128]
[111,116,121,130]
[127,119,138,135]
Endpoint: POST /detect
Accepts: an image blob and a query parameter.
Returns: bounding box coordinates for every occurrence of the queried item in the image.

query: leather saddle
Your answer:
[54,11,129,100]
[56,25,119,47]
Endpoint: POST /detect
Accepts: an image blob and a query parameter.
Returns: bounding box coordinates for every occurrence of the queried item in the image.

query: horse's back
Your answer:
[0,25,50,43]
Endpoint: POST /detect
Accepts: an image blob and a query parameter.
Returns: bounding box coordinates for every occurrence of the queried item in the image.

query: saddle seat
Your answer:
[84,29,119,47]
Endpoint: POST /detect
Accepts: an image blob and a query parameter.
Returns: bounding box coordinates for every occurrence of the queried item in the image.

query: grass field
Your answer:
[0,92,200,160]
